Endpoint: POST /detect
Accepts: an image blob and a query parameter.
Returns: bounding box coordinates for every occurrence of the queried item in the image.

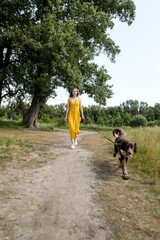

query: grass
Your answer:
[0,125,62,170]
[127,127,160,183]
[0,136,13,147]
[82,124,160,197]
[0,119,22,128]
[0,118,68,131]
[0,121,159,234]
[103,126,160,185]
[0,136,14,169]
[0,119,160,184]
[153,207,160,219]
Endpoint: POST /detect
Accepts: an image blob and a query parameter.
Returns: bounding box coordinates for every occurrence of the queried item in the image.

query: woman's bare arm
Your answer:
[64,98,70,122]
[79,98,85,119]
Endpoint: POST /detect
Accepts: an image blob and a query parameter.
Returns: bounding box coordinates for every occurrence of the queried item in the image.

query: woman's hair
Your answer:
[69,88,79,98]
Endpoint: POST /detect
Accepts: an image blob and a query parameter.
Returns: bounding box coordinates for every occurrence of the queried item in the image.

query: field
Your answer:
[0,120,160,239]
[82,123,160,185]
[105,126,160,184]
[0,119,160,190]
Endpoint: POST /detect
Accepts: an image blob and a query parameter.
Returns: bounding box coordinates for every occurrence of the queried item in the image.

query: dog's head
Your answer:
[122,141,137,159]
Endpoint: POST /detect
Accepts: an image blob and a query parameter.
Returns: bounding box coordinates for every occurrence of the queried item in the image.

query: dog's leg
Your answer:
[123,158,128,179]
[121,157,128,179]
[113,144,118,157]
[119,154,124,168]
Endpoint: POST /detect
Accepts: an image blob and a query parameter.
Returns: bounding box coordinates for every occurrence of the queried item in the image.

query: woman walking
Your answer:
[64,87,85,149]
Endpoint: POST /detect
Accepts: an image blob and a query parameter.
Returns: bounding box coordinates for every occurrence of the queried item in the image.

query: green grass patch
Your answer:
[0,136,14,169]
[104,126,160,186]
[128,127,160,183]
[0,119,22,128]
[80,122,113,132]
[38,118,67,130]
[0,136,13,147]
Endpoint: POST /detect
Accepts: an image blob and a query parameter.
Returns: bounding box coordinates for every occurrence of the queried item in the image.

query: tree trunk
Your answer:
[22,86,41,128]
[0,81,2,107]
[0,47,3,107]
[0,45,12,107]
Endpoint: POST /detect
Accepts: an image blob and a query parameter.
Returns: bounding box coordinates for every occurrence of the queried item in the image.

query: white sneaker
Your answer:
[74,138,78,146]
[71,144,75,149]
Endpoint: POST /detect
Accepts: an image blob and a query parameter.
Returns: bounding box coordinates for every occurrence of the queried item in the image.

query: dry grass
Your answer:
[80,131,160,240]
[128,127,160,183]
[0,128,61,170]
[103,126,160,185]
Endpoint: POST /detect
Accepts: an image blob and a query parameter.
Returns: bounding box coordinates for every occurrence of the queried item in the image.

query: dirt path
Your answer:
[0,129,160,240]
[0,130,113,240]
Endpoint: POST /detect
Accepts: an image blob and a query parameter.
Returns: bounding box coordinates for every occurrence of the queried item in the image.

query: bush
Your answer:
[148,120,160,127]
[56,118,66,126]
[40,114,52,123]
[130,115,148,127]
[0,107,7,117]
[148,120,157,127]
[113,115,123,127]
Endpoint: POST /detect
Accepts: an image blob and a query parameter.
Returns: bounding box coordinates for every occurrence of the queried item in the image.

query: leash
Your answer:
[83,118,116,145]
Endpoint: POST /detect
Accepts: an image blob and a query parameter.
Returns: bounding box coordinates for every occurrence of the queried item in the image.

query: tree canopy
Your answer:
[0,0,136,127]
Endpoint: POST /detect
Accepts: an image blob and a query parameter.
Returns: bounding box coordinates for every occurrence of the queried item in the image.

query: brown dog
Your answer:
[113,128,137,179]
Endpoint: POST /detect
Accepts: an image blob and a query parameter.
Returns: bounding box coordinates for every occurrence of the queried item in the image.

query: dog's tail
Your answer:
[113,128,126,138]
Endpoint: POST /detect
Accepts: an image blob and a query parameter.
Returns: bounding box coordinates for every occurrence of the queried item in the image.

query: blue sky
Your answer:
[47,0,160,107]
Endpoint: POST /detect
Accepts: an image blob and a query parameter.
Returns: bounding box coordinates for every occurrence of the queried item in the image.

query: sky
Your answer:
[47,0,160,107]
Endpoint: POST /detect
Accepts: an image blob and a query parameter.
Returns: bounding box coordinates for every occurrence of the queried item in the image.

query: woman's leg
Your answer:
[74,137,78,145]
[70,138,75,149]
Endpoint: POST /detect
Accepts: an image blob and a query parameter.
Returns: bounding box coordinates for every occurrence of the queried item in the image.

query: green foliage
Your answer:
[0,136,13,147]
[1,98,160,128]
[148,120,160,127]
[113,113,123,127]
[38,104,55,120]
[53,104,67,118]
[1,101,29,120]
[122,112,132,125]
[0,119,21,128]
[154,103,160,120]
[0,107,6,118]
[40,114,52,123]
[0,0,32,103]
[0,0,136,110]
[119,99,139,115]
[130,115,148,127]
[105,126,160,184]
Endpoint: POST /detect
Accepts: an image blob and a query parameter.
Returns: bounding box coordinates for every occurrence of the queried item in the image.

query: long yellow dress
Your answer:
[68,99,81,139]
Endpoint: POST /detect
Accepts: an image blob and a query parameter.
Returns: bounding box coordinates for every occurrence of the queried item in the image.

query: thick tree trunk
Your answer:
[0,47,4,107]
[22,86,41,128]
[0,45,12,107]
[0,84,2,107]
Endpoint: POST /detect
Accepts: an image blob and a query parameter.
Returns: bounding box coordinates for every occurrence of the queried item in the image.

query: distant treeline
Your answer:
[0,99,160,127]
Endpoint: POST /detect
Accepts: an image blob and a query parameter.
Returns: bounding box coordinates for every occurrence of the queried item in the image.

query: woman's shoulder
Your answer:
[68,97,74,103]
[67,98,71,103]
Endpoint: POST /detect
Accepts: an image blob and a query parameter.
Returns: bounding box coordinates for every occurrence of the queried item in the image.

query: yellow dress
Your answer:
[68,99,81,139]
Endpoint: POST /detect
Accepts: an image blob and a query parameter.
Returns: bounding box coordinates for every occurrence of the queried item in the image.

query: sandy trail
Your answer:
[1,129,159,240]
[0,131,113,240]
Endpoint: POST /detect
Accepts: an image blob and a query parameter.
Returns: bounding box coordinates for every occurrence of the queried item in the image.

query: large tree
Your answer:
[0,0,33,106]
[119,99,139,116]
[1,0,136,127]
